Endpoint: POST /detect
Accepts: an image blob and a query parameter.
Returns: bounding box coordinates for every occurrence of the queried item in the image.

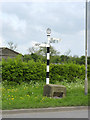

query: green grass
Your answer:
[0,83,2,109]
[2,80,88,110]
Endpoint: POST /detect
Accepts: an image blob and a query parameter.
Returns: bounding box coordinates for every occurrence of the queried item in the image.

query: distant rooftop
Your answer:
[0,47,22,55]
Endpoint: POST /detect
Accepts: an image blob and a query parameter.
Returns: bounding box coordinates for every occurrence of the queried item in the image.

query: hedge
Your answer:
[50,63,85,83]
[2,56,87,83]
[2,56,46,83]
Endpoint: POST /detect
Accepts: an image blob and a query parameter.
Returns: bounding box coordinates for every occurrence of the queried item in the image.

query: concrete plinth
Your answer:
[43,84,66,98]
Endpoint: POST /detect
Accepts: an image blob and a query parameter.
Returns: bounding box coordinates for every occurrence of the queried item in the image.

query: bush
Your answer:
[0,61,2,82]
[2,56,86,83]
[50,63,85,83]
[2,56,46,83]
[2,56,24,83]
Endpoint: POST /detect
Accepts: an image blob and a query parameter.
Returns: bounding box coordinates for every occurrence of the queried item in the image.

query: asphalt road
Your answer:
[2,109,88,118]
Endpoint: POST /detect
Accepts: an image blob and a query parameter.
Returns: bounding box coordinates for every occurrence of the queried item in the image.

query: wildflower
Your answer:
[8,95,10,97]
[42,97,45,100]
[27,95,30,97]
[41,97,45,101]
[11,98,14,100]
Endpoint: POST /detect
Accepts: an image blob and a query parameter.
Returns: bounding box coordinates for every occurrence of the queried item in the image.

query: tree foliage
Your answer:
[8,41,17,50]
[28,45,60,56]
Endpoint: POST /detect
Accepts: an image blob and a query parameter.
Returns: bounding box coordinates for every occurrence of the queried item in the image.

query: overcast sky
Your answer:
[0,1,89,56]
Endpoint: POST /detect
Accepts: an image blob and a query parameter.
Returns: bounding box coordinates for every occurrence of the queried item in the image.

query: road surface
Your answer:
[2,109,88,118]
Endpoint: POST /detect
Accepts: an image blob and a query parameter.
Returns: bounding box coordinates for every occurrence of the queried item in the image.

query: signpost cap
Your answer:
[46,28,51,35]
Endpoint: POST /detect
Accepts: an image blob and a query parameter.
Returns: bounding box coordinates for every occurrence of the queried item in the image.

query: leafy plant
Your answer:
[2,56,87,83]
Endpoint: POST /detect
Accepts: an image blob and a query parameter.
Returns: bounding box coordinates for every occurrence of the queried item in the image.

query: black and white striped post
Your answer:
[46,28,51,84]
[34,28,61,85]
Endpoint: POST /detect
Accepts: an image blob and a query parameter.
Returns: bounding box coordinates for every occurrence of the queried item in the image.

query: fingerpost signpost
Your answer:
[35,28,67,98]
[35,28,61,84]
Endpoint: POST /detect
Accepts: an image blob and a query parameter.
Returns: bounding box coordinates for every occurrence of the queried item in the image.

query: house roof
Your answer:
[0,47,22,55]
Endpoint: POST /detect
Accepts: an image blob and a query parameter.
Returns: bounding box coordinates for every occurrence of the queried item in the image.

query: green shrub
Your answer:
[22,60,46,82]
[2,56,46,83]
[88,65,90,78]
[50,63,85,83]
[0,61,2,82]
[2,56,86,83]
[2,56,24,83]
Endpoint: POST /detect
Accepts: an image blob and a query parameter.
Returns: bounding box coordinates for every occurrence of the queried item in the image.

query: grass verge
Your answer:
[2,80,88,110]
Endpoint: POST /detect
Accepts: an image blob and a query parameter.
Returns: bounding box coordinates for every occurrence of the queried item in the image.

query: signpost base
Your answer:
[43,84,66,98]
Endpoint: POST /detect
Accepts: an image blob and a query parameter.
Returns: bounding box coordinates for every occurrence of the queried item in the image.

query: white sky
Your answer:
[0,0,89,56]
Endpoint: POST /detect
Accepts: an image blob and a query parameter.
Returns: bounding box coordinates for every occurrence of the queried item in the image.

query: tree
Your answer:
[27,47,39,54]
[23,54,32,62]
[50,46,60,56]
[64,49,71,56]
[28,45,60,56]
[31,53,39,62]
[8,41,17,50]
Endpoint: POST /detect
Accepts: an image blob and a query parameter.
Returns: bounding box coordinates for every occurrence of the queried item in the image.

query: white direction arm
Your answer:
[34,43,49,47]
[50,38,61,43]
[34,43,40,46]
[39,44,48,47]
